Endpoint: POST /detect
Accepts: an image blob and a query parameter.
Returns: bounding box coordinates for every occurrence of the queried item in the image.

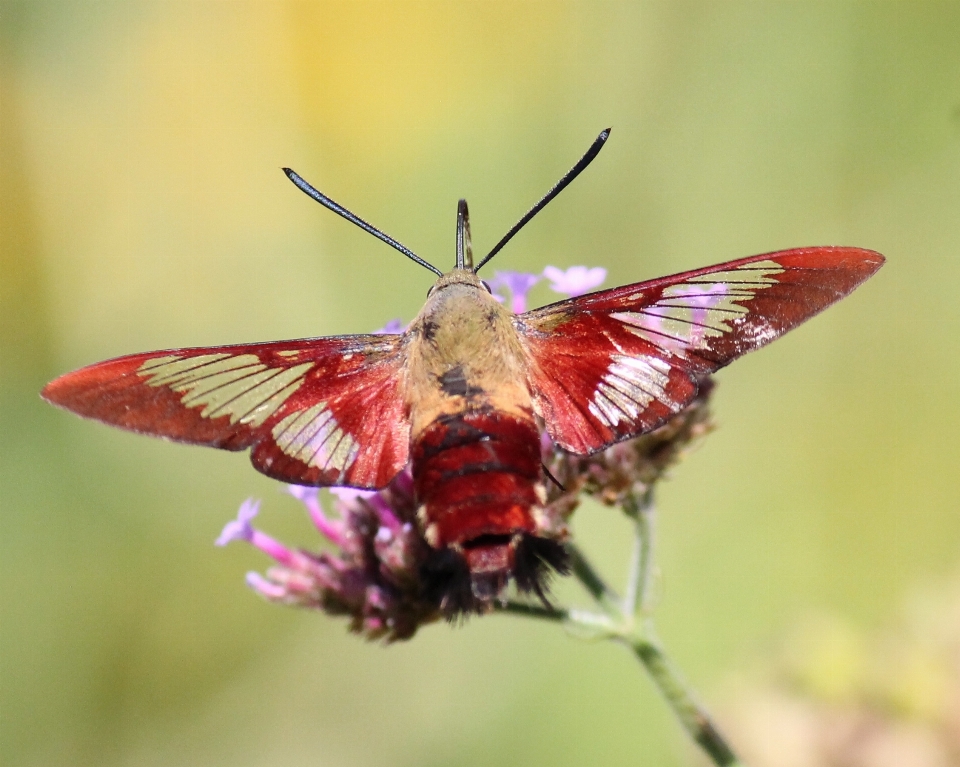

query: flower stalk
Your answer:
[501,491,745,767]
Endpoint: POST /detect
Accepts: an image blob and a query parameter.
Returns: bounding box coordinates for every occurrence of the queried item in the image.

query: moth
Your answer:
[43,129,884,610]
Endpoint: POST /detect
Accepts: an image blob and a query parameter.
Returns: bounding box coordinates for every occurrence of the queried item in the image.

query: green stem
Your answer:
[622,630,741,765]
[497,600,566,622]
[617,492,744,766]
[504,491,746,767]
[622,489,655,619]
[566,542,622,615]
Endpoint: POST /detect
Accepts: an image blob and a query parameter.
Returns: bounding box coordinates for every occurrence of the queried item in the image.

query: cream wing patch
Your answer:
[270,404,359,475]
[589,353,677,429]
[137,354,314,427]
[611,260,784,356]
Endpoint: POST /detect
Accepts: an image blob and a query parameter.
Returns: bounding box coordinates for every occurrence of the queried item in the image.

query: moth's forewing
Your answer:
[42,335,411,488]
[517,247,885,454]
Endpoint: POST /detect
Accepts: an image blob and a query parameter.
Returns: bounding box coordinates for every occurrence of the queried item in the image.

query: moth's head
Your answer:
[426,268,493,298]
[415,268,500,330]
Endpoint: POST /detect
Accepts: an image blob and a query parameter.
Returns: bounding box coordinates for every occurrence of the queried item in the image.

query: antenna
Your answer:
[474,128,612,273]
[456,199,473,270]
[283,168,443,277]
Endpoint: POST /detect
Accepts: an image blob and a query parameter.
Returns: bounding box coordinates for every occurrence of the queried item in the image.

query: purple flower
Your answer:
[543,265,606,297]
[287,485,347,547]
[543,381,714,509]
[215,498,259,545]
[218,468,441,641]
[488,271,541,314]
[373,319,406,335]
[217,498,320,571]
[245,571,288,600]
[328,486,376,503]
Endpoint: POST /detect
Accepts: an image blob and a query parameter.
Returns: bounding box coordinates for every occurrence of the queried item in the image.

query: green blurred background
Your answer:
[2,3,959,765]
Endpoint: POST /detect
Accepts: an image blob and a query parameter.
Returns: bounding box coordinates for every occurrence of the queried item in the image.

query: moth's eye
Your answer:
[481,281,492,293]
[426,285,436,297]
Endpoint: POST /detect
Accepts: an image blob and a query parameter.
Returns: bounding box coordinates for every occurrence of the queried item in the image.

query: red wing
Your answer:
[42,334,411,488]
[516,247,884,454]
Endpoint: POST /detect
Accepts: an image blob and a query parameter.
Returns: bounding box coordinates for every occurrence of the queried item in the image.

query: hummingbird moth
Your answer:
[42,129,884,610]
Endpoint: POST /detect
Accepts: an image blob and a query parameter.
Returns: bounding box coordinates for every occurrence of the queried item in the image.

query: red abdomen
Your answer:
[411,409,548,596]
[412,410,542,545]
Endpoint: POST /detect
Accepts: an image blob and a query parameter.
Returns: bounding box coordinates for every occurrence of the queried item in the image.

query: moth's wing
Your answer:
[516,247,884,454]
[42,334,410,488]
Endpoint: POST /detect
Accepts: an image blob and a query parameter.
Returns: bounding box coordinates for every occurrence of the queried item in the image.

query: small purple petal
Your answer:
[286,485,319,503]
[245,571,288,599]
[287,485,348,546]
[269,568,318,595]
[543,265,606,297]
[365,493,402,531]
[218,500,321,570]
[330,486,377,505]
[392,466,415,496]
[320,553,351,574]
[490,271,540,297]
[540,430,555,455]
[248,529,300,565]
[215,498,260,546]
[489,271,541,314]
[366,585,392,611]
[373,318,407,335]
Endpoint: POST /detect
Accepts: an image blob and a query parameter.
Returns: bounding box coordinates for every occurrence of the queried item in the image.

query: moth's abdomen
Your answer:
[412,409,555,603]
[413,410,542,544]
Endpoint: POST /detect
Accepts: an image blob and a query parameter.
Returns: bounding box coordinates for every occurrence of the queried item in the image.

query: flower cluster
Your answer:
[544,380,714,513]
[218,469,437,640]
[486,264,607,314]
[216,265,714,641]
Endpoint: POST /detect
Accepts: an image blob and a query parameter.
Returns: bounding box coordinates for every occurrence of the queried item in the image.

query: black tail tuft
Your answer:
[420,547,475,619]
[513,535,571,606]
